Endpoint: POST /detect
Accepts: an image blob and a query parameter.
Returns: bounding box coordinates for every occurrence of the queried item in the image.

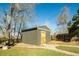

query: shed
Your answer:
[22,26,51,45]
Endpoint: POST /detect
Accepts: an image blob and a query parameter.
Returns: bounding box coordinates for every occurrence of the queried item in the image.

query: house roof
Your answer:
[22,25,50,32]
[22,27,37,32]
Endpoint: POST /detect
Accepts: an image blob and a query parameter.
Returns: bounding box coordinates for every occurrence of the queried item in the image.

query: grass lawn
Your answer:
[56,46,79,54]
[0,47,70,56]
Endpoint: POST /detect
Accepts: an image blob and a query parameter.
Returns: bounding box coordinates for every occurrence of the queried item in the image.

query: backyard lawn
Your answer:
[0,47,70,56]
[56,46,79,54]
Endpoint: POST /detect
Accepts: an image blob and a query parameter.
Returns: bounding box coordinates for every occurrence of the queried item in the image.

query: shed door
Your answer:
[41,31,46,44]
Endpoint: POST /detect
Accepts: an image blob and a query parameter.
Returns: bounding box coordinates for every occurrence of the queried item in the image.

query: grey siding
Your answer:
[37,30,41,44]
[46,31,51,43]
[22,30,39,45]
[22,26,51,45]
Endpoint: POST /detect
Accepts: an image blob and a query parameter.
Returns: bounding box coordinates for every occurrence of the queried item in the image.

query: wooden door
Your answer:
[41,31,46,44]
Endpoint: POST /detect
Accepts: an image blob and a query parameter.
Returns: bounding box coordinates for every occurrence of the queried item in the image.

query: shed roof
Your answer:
[22,25,50,32]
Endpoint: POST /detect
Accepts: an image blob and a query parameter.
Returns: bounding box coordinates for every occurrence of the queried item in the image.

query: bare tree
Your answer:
[0,9,9,39]
[9,3,36,42]
[57,7,69,34]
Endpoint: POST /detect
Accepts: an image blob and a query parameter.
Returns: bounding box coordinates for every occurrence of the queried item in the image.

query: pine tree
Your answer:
[68,8,79,37]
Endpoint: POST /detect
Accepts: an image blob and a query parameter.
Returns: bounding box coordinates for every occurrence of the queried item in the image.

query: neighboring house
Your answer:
[71,36,79,41]
[56,33,71,42]
[10,32,21,39]
[22,26,51,45]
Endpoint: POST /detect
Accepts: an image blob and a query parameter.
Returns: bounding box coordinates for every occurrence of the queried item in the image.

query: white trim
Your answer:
[38,28,50,31]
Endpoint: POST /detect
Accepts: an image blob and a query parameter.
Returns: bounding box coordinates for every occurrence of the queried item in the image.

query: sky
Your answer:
[34,3,79,32]
[0,3,79,33]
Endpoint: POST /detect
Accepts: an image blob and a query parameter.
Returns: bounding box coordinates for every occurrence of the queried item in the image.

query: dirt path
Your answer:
[14,43,79,56]
[58,45,79,48]
[42,44,79,56]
